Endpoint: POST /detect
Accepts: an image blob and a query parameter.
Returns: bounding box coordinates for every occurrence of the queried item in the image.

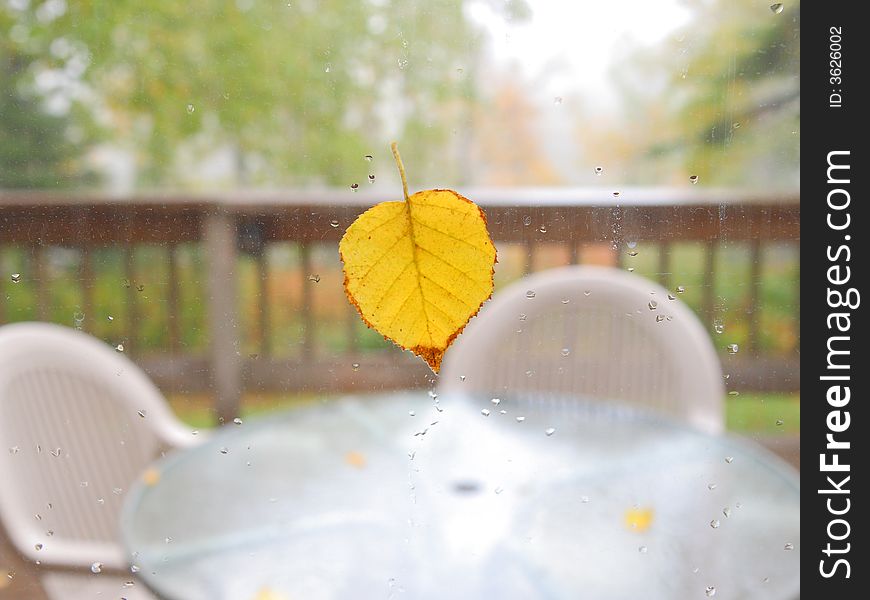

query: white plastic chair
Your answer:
[438,266,725,433]
[0,322,199,598]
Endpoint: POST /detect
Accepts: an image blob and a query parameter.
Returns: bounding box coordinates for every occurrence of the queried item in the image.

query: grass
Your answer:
[168,392,800,434]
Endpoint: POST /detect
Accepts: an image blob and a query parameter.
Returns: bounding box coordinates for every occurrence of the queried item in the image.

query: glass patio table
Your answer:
[120,391,799,600]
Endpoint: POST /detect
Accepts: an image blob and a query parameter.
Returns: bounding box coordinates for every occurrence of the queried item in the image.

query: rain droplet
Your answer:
[233,417,243,425]
[219,447,228,455]
[713,320,724,334]
[330,219,340,228]
[648,300,658,310]
[707,483,717,490]
[397,58,409,69]
[627,240,637,249]
[11,273,21,283]
[494,486,504,494]
[538,225,547,234]
[612,191,621,198]
[324,62,332,73]
[408,410,416,417]
[689,175,699,184]
[481,409,491,417]
[35,543,44,551]
[123,580,135,587]
[581,495,590,503]
[130,565,140,574]
[725,456,734,463]
[526,290,536,299]
[459,375,466,382]
[90,562,102,574]
[350,183,359,190]
[710,519,720,529]
[515,416,525,423]
[522,215,532,226]
[364,154,373,162]
[545,427,556,436]
[115,343,125,352]
[727,343,739,354]
[137,409,146,418]
[122,278,131,288]
[770,3,783,14]
[627,267,635,272]
[594,166,603,175]
[628,251,638,257]
[490,398,501,405]
[775,419,784,426]
[368,174,375,183]
[553,96,563,105]
[308,274,320,283]
[723,507,731,518]
[677,285,686,294]
[186,103,195,114]
[518,313,527,321]
[655,315,665,322]
[638,545,648,554]
[560,298,570,304]
[705,586,717,597]
[107,315,114,321]
[561,348,571,357]
[352,362,360,371]
[136,284,144,292]
[583,290,591,296]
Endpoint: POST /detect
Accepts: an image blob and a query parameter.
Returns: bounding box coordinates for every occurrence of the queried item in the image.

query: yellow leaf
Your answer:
[339,143,496,373]
[624,507,655,532]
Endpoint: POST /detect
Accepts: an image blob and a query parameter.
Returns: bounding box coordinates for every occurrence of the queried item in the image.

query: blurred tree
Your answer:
[2,0,525,188]
[0,9,93,189]
[602,0,799,186]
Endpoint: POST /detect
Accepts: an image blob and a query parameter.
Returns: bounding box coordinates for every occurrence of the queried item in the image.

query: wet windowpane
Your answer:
[2,0,798,597]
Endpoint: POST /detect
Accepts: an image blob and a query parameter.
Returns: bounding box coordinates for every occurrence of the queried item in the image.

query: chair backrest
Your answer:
[0,322,195,570]
[438,266,724,433]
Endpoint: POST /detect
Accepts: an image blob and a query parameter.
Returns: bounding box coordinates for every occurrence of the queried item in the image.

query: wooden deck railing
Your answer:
[1,188,799,422]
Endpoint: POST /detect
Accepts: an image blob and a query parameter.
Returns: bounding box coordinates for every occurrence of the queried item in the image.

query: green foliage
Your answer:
[3,0,516,187]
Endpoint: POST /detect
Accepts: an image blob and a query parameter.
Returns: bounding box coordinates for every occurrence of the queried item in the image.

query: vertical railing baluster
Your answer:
[124,246,137,354]
[747,238,762,355]
[300,242,314,360]
[658,242,670,289]
[524,240,535,275]
[167,244,180,353]
[34,244,50,322]
[256,248,271,356]
[701,240,717,330]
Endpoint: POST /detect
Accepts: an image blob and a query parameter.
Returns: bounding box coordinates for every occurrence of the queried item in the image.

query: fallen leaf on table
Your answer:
[624,507,655,532]
[339,142,496,373]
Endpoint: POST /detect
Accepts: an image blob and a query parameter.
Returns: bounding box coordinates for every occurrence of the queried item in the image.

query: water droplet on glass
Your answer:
[733,122,741,129]
[186,103,195,114]
[11,273,21,283]
[638,545,648,554]
[627,240,638,249]
[561,348,571,357]
[545,427,556,436]
[350,183,359,190]
[775,419,784,426]
[666,294,676,301]
[219,447,228,455]
[107,315,114,322]
[368,174,375,183]
[8,445,19,454]
[46,529,54,536]
[522,215,532,226]
[584,290,591,296]
[90,562,102,574]
[491,398,501,405]
[710,519,720,529]
[538,225,547,234]
[526,290,536,299]
[35,543,44,551]
[480,409,491,417]
[494,486,504,494]
[594,166,603,175]
[770,3,783,14]
[727,343,739,354]
[515,416,525,423]
[518,313,527,321]
[553,96,563,105]
[655,314,665,322]
[136,284,144,292]
[648,300,658,311]
[364,154,373,162]
[324,63,331,73]
[725,456,734,463]
[705,586,717,597]
[308,274,320,283]
[689,175,699,184]
[330,219,340,228]
[352,362,360,371]
[50,448,61,457]
[408,410,416,417]
[707,483,717,490]
[130,565,140,573]
[723,507,731,518]
[728,390,739,396]
[580,495,591,503]
[713,320,724,334]
[397,58,408,69]
[137,410,146,418]
[627,267,635,272]
[123,580,135,588]
[612,191,621,197]
[459,375,466,382]
[233,417,243,425]
[115,343,125,352]
[628,251,638,257]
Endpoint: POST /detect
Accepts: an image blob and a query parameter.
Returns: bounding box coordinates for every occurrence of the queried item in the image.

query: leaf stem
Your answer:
[391,141,410,202]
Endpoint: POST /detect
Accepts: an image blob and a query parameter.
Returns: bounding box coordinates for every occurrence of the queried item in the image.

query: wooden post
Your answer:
[33,245,50,322]
[701,240,717,329]
[299,243,314,360]
[747,239,762,355]
[167,244,181,352]
[204,211,242,424]
[256,250,271,356]
[79,246,93,331]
